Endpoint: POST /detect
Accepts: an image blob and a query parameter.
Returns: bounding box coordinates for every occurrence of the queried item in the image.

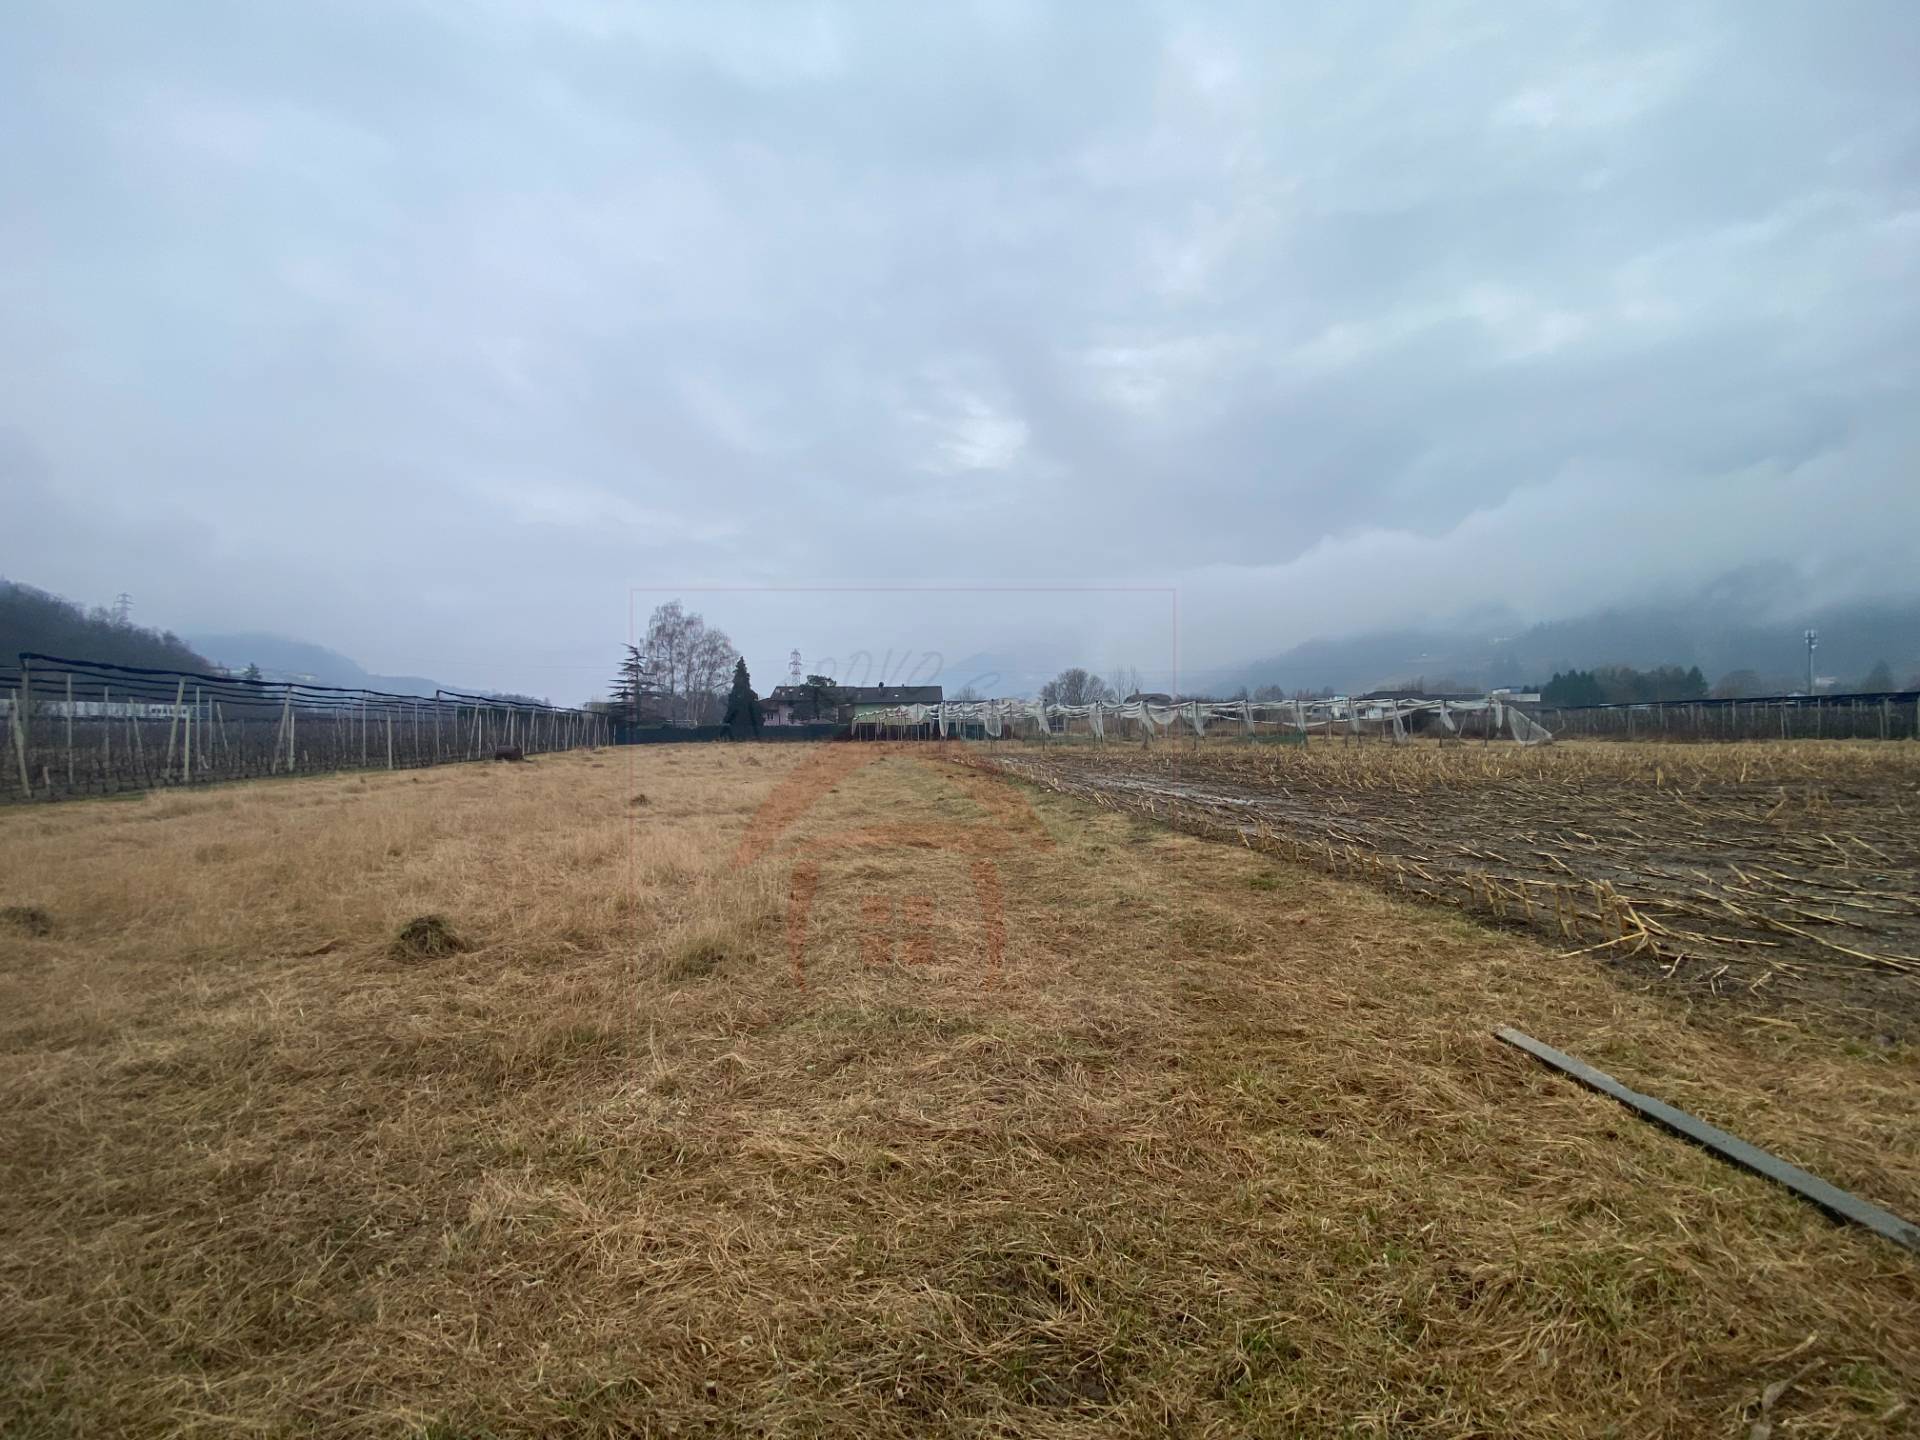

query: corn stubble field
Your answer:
[983,739,1920,1030]
[1,741,1916,1437]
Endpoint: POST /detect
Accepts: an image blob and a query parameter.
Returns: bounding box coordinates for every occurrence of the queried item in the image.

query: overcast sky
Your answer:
[5,1,1917,699]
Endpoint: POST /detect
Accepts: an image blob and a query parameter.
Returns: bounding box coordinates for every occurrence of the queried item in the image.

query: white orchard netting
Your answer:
[1506,706,1553,745]
[851,694,1553,745]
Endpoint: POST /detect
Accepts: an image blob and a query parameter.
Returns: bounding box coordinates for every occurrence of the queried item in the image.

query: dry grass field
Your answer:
[2,743,1917,1437]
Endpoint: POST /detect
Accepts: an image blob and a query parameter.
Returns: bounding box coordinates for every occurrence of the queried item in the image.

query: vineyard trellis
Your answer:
[847,694,1554,745]
[1,653,610,804]
[854,691,1920,746]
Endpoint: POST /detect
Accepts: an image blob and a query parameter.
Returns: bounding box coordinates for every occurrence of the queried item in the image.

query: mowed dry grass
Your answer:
[1,744,1916,1438]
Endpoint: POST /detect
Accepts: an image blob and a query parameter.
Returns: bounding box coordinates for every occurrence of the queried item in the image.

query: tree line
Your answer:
[1544,660,1910,704]
[1541,666,1708,706]
[607,600,754,728]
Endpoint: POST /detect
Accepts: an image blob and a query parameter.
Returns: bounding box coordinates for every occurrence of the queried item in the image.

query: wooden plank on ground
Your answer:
[1494,1025,1920,1253]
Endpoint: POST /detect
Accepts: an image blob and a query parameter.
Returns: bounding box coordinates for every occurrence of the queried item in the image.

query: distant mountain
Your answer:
[1216,589,1920,697]
[188,632,448,696]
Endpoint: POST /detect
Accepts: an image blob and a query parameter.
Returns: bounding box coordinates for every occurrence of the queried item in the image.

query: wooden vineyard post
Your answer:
[64,672,74,792]
[386,713,394,769]
[11,683,30,798]
[17,657,30,788]
[273,692,291,774]
[102,686,110,775]
[163,678,185,782]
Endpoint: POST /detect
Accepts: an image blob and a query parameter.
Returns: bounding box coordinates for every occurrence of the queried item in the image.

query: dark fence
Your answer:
[616,722,840,744]
[1535,690,1920,742]
[1,653,610,804]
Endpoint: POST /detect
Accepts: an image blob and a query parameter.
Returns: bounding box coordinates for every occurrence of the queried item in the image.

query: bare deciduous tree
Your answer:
[644,601,689,718]
[1040,667,1114,707]
[688,627,735,725]
[641,599,737,724]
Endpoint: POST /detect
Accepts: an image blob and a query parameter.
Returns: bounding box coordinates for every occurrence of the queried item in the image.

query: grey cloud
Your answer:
[3,1,1917,697]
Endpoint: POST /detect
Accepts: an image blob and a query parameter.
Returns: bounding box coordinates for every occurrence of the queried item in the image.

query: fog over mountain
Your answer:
[5,3,1917,697]
[187,633,458,699]
[1204,579,1920,699]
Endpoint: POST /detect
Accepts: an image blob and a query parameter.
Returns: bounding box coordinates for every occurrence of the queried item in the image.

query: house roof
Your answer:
[847,685,942,705]
[768,684,943,706]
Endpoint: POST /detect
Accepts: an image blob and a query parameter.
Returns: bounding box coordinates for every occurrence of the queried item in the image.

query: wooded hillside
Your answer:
[0,580,212,672]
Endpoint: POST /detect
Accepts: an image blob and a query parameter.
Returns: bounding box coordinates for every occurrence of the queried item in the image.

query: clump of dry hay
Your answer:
[388,913,468,962]
[657,870,781,981]
[630,792,649,806]
[1,904,53,936]
[663,932,731,980]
